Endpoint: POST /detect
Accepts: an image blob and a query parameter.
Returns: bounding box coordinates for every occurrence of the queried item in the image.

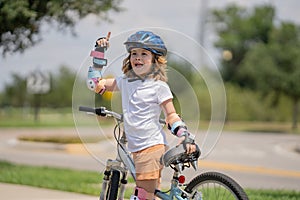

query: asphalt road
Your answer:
[0,127,300,192]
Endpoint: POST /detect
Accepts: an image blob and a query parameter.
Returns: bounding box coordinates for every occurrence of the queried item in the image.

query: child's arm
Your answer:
[93,32,118,94]
[161,99,197,154]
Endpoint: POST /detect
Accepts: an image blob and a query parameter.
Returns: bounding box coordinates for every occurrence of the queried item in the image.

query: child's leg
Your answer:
[136,179,159,199]
[132,144,167,200]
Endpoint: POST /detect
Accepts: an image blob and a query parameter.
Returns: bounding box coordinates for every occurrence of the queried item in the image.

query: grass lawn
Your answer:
[0,107,114,128]
[222,121,299,134]
[0,160,299,200]
[0,160,102,196]
[0,109,76,127]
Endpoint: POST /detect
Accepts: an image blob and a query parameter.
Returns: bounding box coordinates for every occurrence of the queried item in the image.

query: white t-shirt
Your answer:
[116,76,173,152]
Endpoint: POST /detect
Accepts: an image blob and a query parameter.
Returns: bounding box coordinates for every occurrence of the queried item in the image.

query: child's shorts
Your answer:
[132,144,167,180]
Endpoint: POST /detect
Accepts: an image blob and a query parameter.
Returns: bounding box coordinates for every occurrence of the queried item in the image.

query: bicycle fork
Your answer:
[118,170,128,200]
[100,168,111,200]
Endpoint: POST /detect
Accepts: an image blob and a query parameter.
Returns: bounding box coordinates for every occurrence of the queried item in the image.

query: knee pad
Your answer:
[130,187,148,200]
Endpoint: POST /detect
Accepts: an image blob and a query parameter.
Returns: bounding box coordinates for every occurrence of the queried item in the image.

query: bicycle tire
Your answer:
[106,170,120,200]
[185,171,249,200]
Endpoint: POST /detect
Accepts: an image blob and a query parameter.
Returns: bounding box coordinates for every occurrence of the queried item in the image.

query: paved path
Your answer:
[0,183,95,200]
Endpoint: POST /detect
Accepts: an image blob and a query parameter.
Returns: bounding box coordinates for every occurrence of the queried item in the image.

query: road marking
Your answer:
[199,160,300,178]
[65,144,89,155]
[64,144,300,179]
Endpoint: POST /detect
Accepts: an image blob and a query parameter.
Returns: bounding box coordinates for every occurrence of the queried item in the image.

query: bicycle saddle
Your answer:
[161,144,201,169]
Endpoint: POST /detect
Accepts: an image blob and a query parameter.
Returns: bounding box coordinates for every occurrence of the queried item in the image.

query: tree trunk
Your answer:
[34,94,41,123]
[292,97,299,130]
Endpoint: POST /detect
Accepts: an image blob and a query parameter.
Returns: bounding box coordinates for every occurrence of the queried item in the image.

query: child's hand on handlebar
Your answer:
[185,143,197,154]
[177,132,197,154]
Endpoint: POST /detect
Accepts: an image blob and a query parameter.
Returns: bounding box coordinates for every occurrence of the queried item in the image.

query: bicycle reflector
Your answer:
[178,175,185,184]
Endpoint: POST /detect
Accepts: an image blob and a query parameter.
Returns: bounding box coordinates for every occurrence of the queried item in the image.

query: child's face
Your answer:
[130,48,153,77]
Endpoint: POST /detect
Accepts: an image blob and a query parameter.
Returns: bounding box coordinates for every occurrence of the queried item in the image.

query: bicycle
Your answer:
[79,106,249,200]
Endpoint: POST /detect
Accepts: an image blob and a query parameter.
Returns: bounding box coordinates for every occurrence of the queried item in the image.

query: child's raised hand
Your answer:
[95,32,111,48]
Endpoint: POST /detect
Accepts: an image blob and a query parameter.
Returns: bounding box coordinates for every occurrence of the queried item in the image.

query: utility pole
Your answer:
[27,68,51,122]
[199,0,208,47]
[198,0,209,68]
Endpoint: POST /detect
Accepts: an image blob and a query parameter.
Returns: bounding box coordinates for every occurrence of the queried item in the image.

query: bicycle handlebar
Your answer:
[79,106,122,121]
[79,106,165,125]
[79,106,99,114]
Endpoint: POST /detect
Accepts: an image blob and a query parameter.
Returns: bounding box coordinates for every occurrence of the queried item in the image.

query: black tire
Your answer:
[185,171,249,200]
[106,170,120,200]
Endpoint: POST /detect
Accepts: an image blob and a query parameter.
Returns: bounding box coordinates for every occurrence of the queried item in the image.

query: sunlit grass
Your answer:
[0,107,112,128]
[222,121,299,134]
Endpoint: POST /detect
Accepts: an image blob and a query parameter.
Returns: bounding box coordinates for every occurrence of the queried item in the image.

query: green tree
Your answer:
[211,4,275,87]
[42,66,75,107]
[0,0,122,56]
[211,4,300,129]
[1,74,27,107]
[240,22,300,129]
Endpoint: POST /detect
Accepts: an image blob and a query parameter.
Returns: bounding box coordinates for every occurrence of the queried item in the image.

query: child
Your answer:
[94,31,197,200]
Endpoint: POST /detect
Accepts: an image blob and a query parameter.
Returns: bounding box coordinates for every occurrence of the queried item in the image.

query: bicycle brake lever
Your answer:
[94,107,107,116]
[100,107,107,117]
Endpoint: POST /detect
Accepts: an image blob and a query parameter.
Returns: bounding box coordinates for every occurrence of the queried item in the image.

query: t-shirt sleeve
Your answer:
[157,81,173,105]
[115,76,123,91]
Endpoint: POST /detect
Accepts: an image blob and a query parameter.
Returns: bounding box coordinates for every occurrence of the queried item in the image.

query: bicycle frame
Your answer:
[101,116,198,200]
[79,106,201,200]
[155,171,200,200]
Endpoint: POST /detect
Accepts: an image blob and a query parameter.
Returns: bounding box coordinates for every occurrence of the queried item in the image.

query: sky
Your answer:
[0,0,299,91]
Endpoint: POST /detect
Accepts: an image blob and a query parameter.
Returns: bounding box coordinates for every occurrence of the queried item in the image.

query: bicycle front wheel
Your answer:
[106,170,120,200]
[185,171,249,200]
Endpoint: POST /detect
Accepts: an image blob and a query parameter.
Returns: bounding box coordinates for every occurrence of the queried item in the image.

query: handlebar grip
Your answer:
[79,106,107,116]
[79,106,96,113]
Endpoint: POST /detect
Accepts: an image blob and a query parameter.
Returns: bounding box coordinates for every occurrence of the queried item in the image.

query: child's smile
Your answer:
[130,48,153,77]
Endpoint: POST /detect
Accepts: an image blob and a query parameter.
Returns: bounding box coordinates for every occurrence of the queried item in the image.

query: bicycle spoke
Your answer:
[185,172,248,200]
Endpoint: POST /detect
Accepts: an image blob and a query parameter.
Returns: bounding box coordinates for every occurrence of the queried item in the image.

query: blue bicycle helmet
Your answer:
[124,31,167,56]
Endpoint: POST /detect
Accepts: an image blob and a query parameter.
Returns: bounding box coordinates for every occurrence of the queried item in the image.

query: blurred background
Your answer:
[0,0,299,131]
[0,1,300,199]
